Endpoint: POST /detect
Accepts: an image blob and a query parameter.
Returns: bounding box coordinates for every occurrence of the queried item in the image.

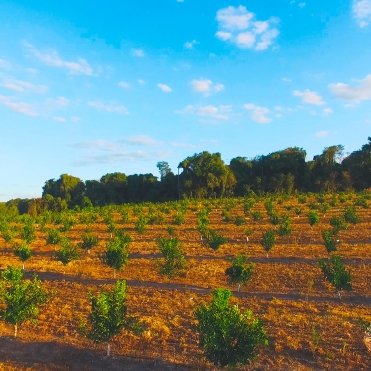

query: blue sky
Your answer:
[0,0,370,200]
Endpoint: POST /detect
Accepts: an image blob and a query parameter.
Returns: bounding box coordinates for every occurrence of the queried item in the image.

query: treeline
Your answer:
[3,137,370,214]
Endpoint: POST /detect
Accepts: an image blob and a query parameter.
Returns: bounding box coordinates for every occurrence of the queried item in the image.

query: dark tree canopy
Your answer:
[4,138,371,214]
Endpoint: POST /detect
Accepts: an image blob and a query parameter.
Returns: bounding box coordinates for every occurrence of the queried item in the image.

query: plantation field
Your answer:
[0,193,370,370]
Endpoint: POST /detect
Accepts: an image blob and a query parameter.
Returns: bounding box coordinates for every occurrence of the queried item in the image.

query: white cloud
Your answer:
[315,130,330,138]
[191,79,224,95]
[138,79,146,85]
[125,135,158,146]
[72,138,167,166]
[184,40,198,49]
[157,83,173,93]
[323,107,333,116]
[0,95,37,116]
[88,100,129,115]
[53,116,66,123]
[23,41,94,76]
[45,96,70,109]
[329,74,371,101]
[244,103,272,123]
[215,6,279,51]
[70,116,80,123]
[352,0,371,27]
[290,0,306,8]
[293,89,325,105]
[170,141,196,149]
[118,81,131,90]
[131,48,145,57]
[0,58,11,70]
[73,151,158,166]
[177,104,231,121]
[52,115,80,123]
[1,79,47,94]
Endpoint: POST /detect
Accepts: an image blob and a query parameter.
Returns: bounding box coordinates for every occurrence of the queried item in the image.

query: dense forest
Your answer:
[3,137,370,215]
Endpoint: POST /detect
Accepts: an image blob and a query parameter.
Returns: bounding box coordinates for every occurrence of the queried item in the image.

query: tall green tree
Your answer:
[178,151,236,198]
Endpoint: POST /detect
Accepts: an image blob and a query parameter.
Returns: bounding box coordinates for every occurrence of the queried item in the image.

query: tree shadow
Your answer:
[0,336,191,370]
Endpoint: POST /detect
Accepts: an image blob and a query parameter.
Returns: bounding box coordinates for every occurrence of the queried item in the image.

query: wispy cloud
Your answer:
[191,79,224,95]
[315,130,330,138]
[184,40,198,49]
[72,137,166,166]
[1,79,47,94]
[131,48,145,57]
[244,103,272,123]
[23,41,94,76]
[215,5,279,51]
[293,89,325,105]
[177,104,231,121]
[0,58,12,70]
[45,96,70,109]
[157,83,173,93]
[124,135,159,146]
[88,100,129,114]
[118,81,131,90]
[329,74,371,102]
[0,95,37,116]
[352,0,371,28]
[52,115,80,123]
[73,151,155,166]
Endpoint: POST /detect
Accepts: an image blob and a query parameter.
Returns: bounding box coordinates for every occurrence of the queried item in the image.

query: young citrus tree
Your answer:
[103,237,129,278]
[157,237,186,277]
[86,280,127,356]
[318,255,352,298]
[225,255,255,291]
[261,230,276,257]
[195,288,268,366]
[322,230,338,253]
[308,211,320,227]
[14,243,32,270]
[0,266,48,337]
[55,238,80,265]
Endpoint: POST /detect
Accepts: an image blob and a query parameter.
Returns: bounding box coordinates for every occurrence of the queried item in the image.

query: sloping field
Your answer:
[0,193,370,370]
